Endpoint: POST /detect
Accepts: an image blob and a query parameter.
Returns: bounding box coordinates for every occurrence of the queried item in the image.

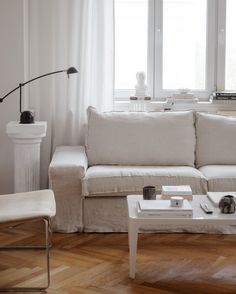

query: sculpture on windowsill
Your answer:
[134,71,149,99]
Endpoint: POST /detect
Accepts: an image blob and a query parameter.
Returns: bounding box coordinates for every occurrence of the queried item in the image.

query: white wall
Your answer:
[0,0,25,194]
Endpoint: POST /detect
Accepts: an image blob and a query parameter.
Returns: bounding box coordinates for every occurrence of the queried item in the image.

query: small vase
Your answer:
[219,195,236,214]
[143,186,156,200]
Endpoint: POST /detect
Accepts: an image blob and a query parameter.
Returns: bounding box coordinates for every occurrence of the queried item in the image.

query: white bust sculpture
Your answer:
[135,71,148,99]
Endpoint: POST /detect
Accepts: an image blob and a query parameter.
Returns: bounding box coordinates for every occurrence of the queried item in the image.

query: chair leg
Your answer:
[0,218,51,292]
[48,217,54,248]
[44,218,50,289]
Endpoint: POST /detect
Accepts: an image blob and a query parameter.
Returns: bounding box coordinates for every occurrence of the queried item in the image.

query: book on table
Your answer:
[161,185,193,200]
[137,199,193,218]
[207,191,236,207]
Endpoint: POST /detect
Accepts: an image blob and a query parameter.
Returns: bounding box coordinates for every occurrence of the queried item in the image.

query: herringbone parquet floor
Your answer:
[0,221,236,293]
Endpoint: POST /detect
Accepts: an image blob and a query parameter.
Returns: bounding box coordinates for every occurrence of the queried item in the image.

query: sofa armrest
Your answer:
[49,146,88,232]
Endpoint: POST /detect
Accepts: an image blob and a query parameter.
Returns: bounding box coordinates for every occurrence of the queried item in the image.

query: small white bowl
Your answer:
[170,196,184,207]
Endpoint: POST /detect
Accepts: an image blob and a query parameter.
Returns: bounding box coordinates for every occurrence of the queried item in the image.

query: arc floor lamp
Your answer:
[0,66,78,124]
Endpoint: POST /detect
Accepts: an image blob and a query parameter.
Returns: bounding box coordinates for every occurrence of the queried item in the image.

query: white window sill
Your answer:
[114,99,236,112]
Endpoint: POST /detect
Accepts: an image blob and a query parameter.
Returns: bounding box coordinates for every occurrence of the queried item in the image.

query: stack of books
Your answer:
[137,199,193,218]
[161,185,193,200]
[212,92,236,101]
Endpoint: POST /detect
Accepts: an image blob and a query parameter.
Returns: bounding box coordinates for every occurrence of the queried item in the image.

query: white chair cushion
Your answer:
[196,112,236,167]
[86,107,196,166]
[0,189,56,223]
[199,165,236,192]
[82,166,207,196]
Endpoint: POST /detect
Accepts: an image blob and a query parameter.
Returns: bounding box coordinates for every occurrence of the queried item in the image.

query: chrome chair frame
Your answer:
[0,217,51,292]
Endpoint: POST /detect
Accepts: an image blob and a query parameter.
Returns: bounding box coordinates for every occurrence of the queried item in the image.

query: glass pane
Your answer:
[225,0,236,90]
[163,0,207,90]
[115,0,148,89]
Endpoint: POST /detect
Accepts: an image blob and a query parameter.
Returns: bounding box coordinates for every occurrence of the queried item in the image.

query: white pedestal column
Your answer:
[6,121,47,193]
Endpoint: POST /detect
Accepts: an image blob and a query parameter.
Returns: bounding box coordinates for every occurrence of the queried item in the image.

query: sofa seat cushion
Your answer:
[82,166,207,196]
[199,165,236,192]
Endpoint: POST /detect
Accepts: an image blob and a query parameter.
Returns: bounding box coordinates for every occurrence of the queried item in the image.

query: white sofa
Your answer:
[49,107,236,233]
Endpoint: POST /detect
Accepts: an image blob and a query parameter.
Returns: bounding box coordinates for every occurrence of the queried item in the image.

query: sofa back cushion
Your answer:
[86,107,195,166]
[196,112,236,167]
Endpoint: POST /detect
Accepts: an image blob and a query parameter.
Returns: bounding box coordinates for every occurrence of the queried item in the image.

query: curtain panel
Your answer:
[27,0,114,188]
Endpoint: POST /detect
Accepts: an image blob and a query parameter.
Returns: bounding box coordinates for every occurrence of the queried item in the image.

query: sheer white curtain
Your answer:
[27,0,114,187]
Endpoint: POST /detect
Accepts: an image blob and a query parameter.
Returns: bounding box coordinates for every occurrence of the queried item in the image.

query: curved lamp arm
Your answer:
[0,67,78,114]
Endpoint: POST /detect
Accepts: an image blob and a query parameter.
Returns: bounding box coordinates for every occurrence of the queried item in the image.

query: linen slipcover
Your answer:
[82,165,207,196]
[199,165,236,192]
[196,112,236,167]
[86,107,196,166]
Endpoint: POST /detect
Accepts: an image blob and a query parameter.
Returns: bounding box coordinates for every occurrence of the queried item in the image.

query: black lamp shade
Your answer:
[67,67,78,75]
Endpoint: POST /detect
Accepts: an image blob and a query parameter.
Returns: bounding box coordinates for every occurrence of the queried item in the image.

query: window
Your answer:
[115,0,148,95]
[225,0,236,90]
[162,0,206,90]
[115,0,235,100]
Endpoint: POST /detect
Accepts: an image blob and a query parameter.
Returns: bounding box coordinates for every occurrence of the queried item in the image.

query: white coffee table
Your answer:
[127,195,236,279]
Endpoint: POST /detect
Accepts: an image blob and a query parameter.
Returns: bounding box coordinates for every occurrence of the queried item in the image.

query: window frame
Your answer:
[114,0,228,101]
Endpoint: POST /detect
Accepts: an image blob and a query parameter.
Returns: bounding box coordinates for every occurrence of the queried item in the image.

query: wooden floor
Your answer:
[0,222,236,293]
